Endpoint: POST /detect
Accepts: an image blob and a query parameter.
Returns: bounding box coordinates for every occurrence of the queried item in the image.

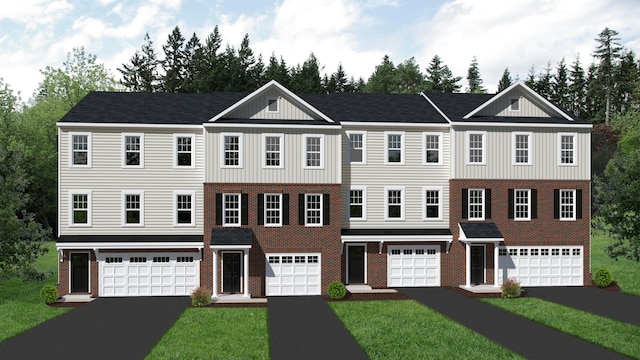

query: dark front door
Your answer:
[348,246,365,284]
[222,252,241,293]
[71,253,89,293]
[470,246,485,285]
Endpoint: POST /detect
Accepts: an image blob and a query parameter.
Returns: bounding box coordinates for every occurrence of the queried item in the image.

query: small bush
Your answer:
[501,278,521,299]
[328,281,347,300]
[593,268,613,287]
[191,287,211,307]
[40,285,59,304]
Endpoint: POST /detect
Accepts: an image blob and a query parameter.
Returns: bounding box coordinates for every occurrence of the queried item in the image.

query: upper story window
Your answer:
[424,132,442,165]
[267,97,279,112]
[305,194,322,226]
[70,192,91,226]
[559,189,575,220]
[263,134,284,168]
[264,194,282,226]
[123,192,144,226]
[385,187,405,220]
[423,187,442,220]
[175,192,194,226]
[385,132,404,164]
[468,189,484,220]
[175,134,194,168]
[510,97,520,111]
[347,132,366,164]
[221,133,242,168]
[348,187,366,220]
[304,134,324,168]
[122,134,144,168]
[559,133,577,166]
[467,132,486,165]
[70,133,91,167]
[223,193,241,226]
[513,132,531,165]
[514,189,530,220]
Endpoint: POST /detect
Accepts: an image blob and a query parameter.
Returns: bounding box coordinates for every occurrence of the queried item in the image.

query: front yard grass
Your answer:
[145,307,269,360]
[329,300,521,359]
[591,228,640,296]
[0,242,70,342]
[482,297,640,358]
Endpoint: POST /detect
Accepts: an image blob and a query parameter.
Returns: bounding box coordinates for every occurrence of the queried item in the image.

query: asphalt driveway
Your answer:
[0,297,190,360]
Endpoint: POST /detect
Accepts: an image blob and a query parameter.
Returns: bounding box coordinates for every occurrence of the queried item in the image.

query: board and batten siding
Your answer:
[477,88,553,118]
[342,125,451,229]
[452,126,591,180]
[59,126,204,235]
[226,89,316,120]
[206,127,341,183]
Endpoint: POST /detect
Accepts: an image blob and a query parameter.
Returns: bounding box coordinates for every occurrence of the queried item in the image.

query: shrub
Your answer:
[191,287,211,307]
[501,278,521,299]
[327,281,347,300]
[593,268,613,287]
[40,285,59,304]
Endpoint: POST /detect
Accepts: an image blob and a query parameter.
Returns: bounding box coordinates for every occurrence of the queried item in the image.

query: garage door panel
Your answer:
[499,246,583,287]
[388,245,440,287]
[265,253,321,296]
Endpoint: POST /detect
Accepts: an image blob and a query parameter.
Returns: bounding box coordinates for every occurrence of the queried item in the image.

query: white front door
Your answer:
[388,245,440,287]
[498,246,583,286]
[265,253,321,296]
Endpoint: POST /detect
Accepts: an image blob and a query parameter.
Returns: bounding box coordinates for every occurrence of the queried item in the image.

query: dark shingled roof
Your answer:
[341,228,451,236]
[210,228,254,246]
[459,222,503,239]
[57,235,203,242]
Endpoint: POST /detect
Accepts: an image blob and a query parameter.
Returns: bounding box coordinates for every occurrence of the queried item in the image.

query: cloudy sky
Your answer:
[1,0,639,100]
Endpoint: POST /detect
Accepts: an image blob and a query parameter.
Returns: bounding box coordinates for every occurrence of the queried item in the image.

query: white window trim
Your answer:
[303,134,325,169]
[384,186,405,221]
[468,188,485,221]
[122,191,144,227]
[558,133,578,167]
[559,189,576,221]
[173,134,195,169]
[384,131,405,165]
[466,131,486,165]
[220,133,243,168]
[514,189,531,221]
[264,193,283,227]
[223,193,242,227]
[512,132,532,166]
[267,97,279,113]
[346,131,367,165]
[121,133,144,168]
[69,132,92,168]
[347,186,367,221]
[510,97,521,112]
[262,133,285,169]
[69,191,92,227]
[174,191,196,227]
[422,186,443,221]
[423,132,443,165]
[305,193,323,227]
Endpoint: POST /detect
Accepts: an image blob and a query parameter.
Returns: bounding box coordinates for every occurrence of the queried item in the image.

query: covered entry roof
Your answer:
[458,222,504,242]
[210,228,254,247]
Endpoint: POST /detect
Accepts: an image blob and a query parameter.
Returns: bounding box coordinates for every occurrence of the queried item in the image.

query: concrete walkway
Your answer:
[400,287,627,360]
[268,296,368,360]
[0,297,190,360]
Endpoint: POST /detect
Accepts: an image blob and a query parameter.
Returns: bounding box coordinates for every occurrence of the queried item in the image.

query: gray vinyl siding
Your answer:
[476,88,553,117]
[59,126,204,235]
[453,127,591,180]
[227,89,316,120]
[342,125,451,229]
[206,127,341,183]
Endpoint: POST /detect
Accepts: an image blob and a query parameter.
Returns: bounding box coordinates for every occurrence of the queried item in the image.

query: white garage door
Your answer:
[265,253,321,296]
[388,245,440,287]
[498,246,583,286]
[99,253,200,297]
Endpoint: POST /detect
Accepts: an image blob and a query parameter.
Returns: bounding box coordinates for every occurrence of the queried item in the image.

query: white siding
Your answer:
[227,89,316,120]
[477,88,553,117]
[59,126,204,235]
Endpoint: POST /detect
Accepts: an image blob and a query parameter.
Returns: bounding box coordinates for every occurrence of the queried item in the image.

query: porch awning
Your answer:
[210,228,253,249]
[341,228,453,253]
[458,222,504,243]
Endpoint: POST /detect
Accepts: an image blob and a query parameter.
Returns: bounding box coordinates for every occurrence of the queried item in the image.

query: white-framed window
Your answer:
[514,189,531,221]
[468,189,484,220]
[423,187,442,220]
[267,97,279,113]
[423,132,442,165]
[221,133,243,168]
[174,134,195,168]
[70,191,91,226]
[223,193,241,226]
[305,194,322,226]
[385,132,405,164]
[174,191,195,226]
[304,134,324,168]
[560,189,576,220]
[348,187,367,220]
[510,97,521,111]
[122,133,144,168]
[467,131,486,165]
[122,191,144,226]
[263,133,284,168]
[264,193,282,227]
[558,133,577,166]
[385,187,405,220]
[346,131,366,164]
[513,132,532,165]
[70,132,91,167]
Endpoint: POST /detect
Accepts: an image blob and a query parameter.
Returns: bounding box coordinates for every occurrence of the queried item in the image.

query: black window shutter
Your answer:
[462,189,468,219]
[215,193,222,225]
[531,189,538,219]
[485,189,492,219]
[553,189,560,219]
[241,194,248,225]
[323,194,330,225]
[508,189,514,219]
[576,189,583,219]
[283,194,290,225]
[257,194,264,225]
[298,194,305,225]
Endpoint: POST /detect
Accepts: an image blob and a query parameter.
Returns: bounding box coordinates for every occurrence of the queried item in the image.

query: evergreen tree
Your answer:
[466,56,485,93]
[264,53,291,85]
[568,55,587,118]
[289,53,323,93]
[497,67,512,92]
[161,26,187,92]
[593,27,623,123]
[118,33,158,92]
[552,58,570,108]
[364,55,397,93]
[536,62,553,99]
[613,50,640,114]
[424,54,461,93]
[181,32,202,93]
[196,26,224,92]
[323,63,351,93]
[395,57,424,94]
[524,65,537,89]
[585,62,605,121]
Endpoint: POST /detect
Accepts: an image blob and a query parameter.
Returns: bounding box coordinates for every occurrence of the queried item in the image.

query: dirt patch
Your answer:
[206,302,268,308]
[588,280,621,293]
[48,301,89,308]
[323,291,410,302]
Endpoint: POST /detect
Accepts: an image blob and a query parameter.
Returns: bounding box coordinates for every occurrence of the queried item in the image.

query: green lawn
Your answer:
[145,307,269,360]
[329,300,521,360]
[0,242,70,342]
[591,229,640,296]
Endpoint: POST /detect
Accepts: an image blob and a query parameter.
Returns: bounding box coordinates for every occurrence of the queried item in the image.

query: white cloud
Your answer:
[0,0,73,26]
